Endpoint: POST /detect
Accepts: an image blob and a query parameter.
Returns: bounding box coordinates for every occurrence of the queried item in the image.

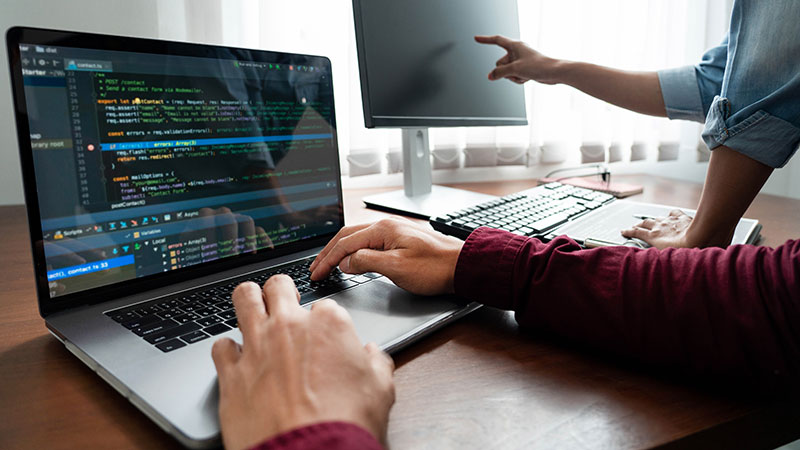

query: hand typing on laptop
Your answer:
[212,275,395,450]
[310,218,463,295]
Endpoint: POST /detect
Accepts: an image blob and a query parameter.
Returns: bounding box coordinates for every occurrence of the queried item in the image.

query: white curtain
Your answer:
[155,0,731,179]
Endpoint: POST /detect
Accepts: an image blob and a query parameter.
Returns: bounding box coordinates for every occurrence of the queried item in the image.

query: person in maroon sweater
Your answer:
[214,218,800,449]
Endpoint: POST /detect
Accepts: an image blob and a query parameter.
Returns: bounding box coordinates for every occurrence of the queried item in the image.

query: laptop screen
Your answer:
[12,31,342,301]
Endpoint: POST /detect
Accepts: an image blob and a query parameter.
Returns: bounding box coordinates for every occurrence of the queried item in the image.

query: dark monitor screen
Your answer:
[7,28,343,309]
[353,0,527,128]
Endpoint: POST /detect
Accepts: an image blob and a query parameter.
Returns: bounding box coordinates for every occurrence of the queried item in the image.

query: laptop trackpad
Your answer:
[327,278,465,350]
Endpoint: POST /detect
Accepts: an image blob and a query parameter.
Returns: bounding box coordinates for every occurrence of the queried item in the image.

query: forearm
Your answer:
[553,60,666,117]
[687,146,773,247]
[454,228,800,385]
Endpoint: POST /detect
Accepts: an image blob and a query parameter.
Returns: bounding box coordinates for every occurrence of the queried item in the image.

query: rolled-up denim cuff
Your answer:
[657,66,706,123]
[702,96,800,168]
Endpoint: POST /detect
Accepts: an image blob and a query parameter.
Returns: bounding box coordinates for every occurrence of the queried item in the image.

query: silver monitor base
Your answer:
[363,185,496,219]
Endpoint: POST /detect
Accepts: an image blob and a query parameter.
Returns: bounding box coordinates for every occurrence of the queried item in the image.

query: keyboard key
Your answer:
[180,330,209,344]
[362,272,382,279]
[173,312,201,323]
[110,311,139,322]
[132,319,179,337]
[155,339,186,353]
[350,276,371,284]
[213,301,231,311]
[195,306,218,317]
[166,298,185,308]
[583,201,602,209]
[156,309,181,320]
[529,213,569,233]
[134,307,155,317]
[198,315,223,327]
[219,309,236,320]
[298,285,313,294]
[204,323,232,336]
[567,206,587,217]
[225,318,238,328]
[180,303,201,312]
[143,304,163,314]
[121,314,160,330]
[143,321,201,344]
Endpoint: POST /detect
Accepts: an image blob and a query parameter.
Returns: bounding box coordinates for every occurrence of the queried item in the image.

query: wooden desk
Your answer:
[1,175,799,449]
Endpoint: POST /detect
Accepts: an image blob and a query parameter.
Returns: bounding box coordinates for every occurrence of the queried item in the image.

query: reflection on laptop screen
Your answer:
[19,43,341,299]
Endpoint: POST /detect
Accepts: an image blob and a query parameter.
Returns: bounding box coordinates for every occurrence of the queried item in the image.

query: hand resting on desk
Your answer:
[621,209,694,249]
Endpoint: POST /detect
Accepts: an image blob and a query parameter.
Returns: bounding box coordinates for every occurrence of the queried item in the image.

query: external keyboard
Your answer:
[106,256,382,352]
[430,182,615,240]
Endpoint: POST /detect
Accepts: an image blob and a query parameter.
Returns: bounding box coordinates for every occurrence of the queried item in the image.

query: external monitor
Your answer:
[352,0,527,218]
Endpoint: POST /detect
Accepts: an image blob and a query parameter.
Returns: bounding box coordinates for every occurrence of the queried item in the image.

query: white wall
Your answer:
[0,0,159,205]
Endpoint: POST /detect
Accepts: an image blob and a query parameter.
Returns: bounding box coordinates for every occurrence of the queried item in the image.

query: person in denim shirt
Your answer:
[477,0,800,249]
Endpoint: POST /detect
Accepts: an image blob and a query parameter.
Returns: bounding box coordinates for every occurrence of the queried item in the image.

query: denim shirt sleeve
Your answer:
[657,66,705,123]
[700,0,800,168]
[657,38,727,123]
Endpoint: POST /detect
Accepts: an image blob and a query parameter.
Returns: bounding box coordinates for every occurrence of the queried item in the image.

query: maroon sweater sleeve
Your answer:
[250,421,383,450]
[454,227,800,385]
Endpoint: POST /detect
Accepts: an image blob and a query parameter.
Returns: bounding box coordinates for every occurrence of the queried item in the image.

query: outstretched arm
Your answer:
[474,35,666,117]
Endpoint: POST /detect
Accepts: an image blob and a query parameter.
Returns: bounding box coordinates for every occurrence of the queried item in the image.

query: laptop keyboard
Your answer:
[430,182,615,240]
[105,256,382,352]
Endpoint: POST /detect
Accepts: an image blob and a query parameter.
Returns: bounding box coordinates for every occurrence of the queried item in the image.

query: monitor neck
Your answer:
[401,128,432,196]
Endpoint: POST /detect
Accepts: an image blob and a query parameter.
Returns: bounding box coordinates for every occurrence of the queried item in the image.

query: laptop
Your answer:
[6,27,479,448]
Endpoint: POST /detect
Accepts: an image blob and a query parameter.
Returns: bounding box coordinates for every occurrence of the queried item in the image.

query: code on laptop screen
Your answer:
[18,42,341,298]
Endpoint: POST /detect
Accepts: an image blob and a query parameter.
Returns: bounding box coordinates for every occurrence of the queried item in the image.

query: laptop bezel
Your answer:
[6,26,345,318]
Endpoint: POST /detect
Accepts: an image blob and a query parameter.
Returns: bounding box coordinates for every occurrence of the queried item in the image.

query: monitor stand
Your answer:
[362,128,496,219]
